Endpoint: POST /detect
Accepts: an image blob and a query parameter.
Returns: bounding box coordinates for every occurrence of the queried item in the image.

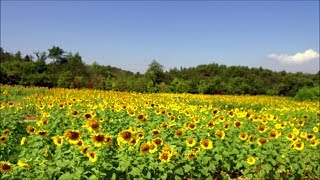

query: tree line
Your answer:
[1,46,319,97]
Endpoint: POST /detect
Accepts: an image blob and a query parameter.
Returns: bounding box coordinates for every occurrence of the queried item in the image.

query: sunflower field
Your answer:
[0,85,319,179]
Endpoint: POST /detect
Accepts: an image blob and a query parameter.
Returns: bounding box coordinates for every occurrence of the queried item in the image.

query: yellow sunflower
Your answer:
[0,136,8,144]
[52,136,63,147]
[175,129,183,138]
[140,142,150,154]
[234,120,242,128]
[257,138,268,147]
[0,161,13,173]
[185,137,196,147]
[87,151,98,163]
[185,152,197,160]
[36,130,48,137]
[247,156,256,165]
[17,160,30,169]
[91,133,106,147]
[64,130,81,144]
[20,137,27,145]
[215,130,225,140]
[239,132,248,140]
[84,119,100,132]
[159,151,172,163]
[153,138,163,147]
[26,125,36,134]
[200,139,213,150]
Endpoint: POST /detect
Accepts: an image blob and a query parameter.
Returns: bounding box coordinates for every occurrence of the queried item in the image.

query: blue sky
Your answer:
[1,1,319,73]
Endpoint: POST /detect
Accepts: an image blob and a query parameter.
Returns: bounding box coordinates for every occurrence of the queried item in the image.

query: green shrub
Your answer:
[294,87,319,101]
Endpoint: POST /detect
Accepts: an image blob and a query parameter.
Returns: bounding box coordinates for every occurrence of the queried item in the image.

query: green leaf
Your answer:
[59,172,71,180]
[175,168,184,175]
[88,175,98,180]
[146,171,152,179]
[184,164,192,173]
[161,173,167,180]
[129,167,141,176]
[214,154,222,161]
[261,164,273,172]
[111,173,116,180]
[235,162,243,169]
[203,156,211,164]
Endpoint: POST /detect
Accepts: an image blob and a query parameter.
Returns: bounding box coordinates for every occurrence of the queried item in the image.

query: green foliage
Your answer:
[294,87,320,101]
[0,47,318,97]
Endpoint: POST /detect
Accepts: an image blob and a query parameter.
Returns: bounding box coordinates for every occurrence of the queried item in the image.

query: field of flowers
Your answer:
[0,85,319,179]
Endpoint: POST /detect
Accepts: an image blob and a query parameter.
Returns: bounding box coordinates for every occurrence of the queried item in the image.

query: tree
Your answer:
[145,60,165,84]
[48,46,66,64]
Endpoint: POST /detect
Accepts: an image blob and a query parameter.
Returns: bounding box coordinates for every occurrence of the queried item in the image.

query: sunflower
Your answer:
[298,120,305,127]
[153,138,163,147]
[87,151,98,162]
[307,134,315,141]
[64,130,81,144]
[248,135,255,144]
[300,132,307,139]
[193,146,201,153]
[137,113,147,122]
[148,141,158,153]
[286,133,295,141]
[212,109,219,116]
[83,113,93,120]
[175,129,183,138]
[247,156,256,165]
[215,130,225,140]
[310,139,318,147]
[293,128,299,135]
[200,139,213,150]
[52,136,63,147]
[269,130,280,139]
[76,140,84,147]
[91,133,106,147]
[84,119,100,132]
[218,116,225,123]
[162,145,173,154]
[17,160,30,169]
[188,122,197,130]
[26,125,36,134]
[8,102,14,108]
[160,122,168,129]
[80,145,90,155]
[151,129,160,136]
[159,151,172,163]
[118,130,133,142]
[239,132,248,140]
[37,130,48,137]
[21,137,27,145]
[185,152,197,160]
[140,142,150,154]
[127,109,135,117]
[186,137,196,147]
[258,125,267,133]
[234,120,242,128]
[2,129,10,135]
[137,131,145,139]
[0,136,8,144]
[294,141,304,151]
[257,138,267,146]
[0,161,13,173]
[313,127,318,133]
[206,120,215,129]
[129,137,138,146]
[224,123,230,130]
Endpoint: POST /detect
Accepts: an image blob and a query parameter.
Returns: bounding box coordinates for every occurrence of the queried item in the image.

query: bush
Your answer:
[294,87,319,101]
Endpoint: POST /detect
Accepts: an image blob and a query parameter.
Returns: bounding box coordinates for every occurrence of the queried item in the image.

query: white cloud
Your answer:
[268,49,319,64]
